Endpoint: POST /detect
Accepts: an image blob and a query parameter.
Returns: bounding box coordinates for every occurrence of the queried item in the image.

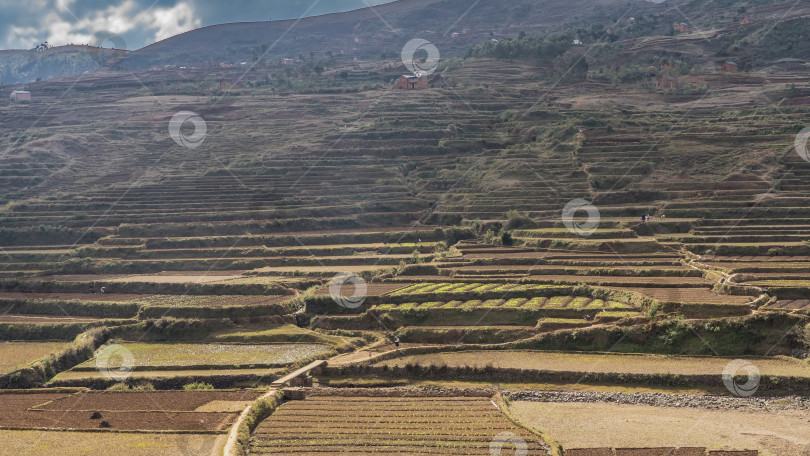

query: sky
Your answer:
[0,0,396,51]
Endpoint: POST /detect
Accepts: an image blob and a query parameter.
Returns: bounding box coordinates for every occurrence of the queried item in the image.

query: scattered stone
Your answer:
[505,390,810,411]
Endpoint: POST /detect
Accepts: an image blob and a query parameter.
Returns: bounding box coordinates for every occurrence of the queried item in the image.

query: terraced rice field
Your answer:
[0,314,102,323]
[50,367,280,382]
[766,299,810,311]
[510,401,810,455]
[0,341,70,373]
[389,283,567,296]
[135,295,293,307]
[250,394,549,455]
[73,342,332,369]
[312,282,412,296]
[602,287,755,305]
[376,351,810,377]
[4,9,810,456]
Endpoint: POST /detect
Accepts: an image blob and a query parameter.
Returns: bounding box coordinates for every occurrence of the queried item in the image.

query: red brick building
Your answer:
[721,61,738,73]
[394,74,429,90]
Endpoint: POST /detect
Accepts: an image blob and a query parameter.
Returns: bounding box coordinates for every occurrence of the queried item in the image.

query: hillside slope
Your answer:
[117,0,674,68]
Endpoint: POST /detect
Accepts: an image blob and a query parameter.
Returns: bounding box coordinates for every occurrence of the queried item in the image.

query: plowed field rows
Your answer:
[602,287,755,305]
[249,395,548,455]
[32,390,262,411]
[0,391,241,431]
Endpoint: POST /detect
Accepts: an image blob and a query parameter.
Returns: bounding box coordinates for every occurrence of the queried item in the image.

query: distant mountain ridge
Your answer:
[3,0,809,84]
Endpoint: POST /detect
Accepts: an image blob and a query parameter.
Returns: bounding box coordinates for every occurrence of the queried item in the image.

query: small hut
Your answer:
[10,91,31,102]
[394,74,429,90]
[721,61,738,73]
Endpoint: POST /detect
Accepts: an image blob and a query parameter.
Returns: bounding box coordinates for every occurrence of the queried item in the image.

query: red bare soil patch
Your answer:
[615,449,680,456]
[0,314,102,323]
[0,292,149,302]
[9,410,236,431]
[33,390,262,412]
[0,391,254,431]
[770,299,810,310]
[565,449,613,456]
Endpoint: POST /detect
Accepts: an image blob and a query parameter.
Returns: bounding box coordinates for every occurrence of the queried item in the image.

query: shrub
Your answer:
[107,382,131,391]
[483,230,496,244]
[802,323,810,348]
[504,210,536,230]
[183,381,215,390]
[501,231,514,246]
[237,390,285,456]
[107,382,155,391]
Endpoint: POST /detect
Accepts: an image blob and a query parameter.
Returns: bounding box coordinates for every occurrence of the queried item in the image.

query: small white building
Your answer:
[10,90,31,102]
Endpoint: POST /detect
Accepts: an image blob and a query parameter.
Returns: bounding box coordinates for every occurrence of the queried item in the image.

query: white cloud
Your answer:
[54,0,76,13]
[43,11,94,45]
[74,0,141,36]
[6,26,41,49]
[3,0,200,50]
[144,2,200,42]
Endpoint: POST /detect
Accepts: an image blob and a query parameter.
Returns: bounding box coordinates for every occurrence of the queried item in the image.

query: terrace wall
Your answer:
[324,364,810,392]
